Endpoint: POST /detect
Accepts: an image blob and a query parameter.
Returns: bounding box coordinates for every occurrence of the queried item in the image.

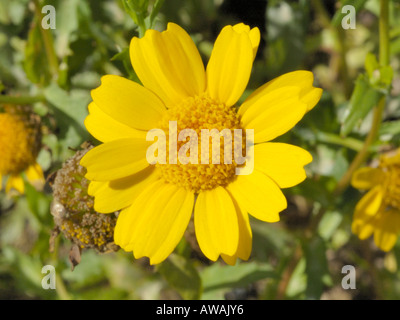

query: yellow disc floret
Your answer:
[157,94,244,193]
[0,112,39,175]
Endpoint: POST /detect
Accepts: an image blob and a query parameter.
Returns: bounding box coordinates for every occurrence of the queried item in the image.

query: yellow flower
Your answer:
[351,150,400,251]
[0,108,44,194]
[80,23,322,265]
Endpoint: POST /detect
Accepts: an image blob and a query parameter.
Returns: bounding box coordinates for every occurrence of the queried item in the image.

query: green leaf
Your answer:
[200,261,276,300]
[318,210,343,241]
[364,52,379,80]
[1,246,44,290]
[379,65,394,86]
[340,74,384,137]
[23,20,52,85]
[24,182,51,221]
[156,253,202,300]
[285,257,307,298]
[365,53,393,89]
[44,83,90,147]
[303,236,331,299]
[331,0,368,27]
[54,0,80,58]
[379,120,400,137]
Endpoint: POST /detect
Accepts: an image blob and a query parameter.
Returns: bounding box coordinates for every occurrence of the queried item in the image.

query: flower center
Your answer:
[380,153,400,210]
[157,94,244,193]
[0,112,40,175]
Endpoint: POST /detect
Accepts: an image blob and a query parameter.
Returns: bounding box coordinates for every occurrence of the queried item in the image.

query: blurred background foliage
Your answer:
[1,0,400,300]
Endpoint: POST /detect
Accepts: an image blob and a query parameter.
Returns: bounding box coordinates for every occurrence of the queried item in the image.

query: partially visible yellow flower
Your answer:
[351,150,400,251]
[0,107,44,194]
[81,22,322,265]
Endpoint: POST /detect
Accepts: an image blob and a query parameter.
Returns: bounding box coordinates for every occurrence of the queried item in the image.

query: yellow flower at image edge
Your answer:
[80,22,323,265]
[0,111,44,194]
[351,150,400,251]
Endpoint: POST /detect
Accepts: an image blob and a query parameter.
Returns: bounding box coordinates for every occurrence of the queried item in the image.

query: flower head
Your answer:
[351,150,400,251]
[51,145,119,254]
[0,106,44,194]
[81,22,322,265]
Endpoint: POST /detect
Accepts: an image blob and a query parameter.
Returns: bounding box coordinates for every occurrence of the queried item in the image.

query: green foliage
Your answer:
[340,73,384,137]
[157,253,202,300]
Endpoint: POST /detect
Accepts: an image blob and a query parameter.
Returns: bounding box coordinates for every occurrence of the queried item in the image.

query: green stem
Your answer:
[333,0,390,196]
[379,0,390,67]
[316,131,364,152]
[32,0,59,78]
[0,94,45,105]
[50,236,71,300]
[124,0,147,37]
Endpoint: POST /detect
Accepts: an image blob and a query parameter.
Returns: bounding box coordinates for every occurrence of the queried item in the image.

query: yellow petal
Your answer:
[0,174,2,191]
[80,138,151,181]
[221,195,252,265]
[351,167,384,190]
[301,87,323,112]
[5,175,25,194]
[232,23,260,60]
[227,170,287,222]
[351,213,375,240]
[351,186,383,239]
[240,71,322,114]
[130,23,206,107]
[206,24,255,107]
[194,186,239,261]
[253,143,312,188]
[91,75,166,131]
[89,167,161,213]
[354,186,383,217]
[239,86,307,143]
[374,209,400,252]
[85,102,147,143]
[25,162,45,190]
[114,180,195,264]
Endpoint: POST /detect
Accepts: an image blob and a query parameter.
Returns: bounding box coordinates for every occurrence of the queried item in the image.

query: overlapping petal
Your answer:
[220,196,252,265]
[88,167,161,213]
[240,71,322,115]
[25,162,44,183]
[91,75,166,131]
[232,23,260,60]
[130,22,206,107]
[85,102,147,143]
[206,24,258,107]
[227,170,287,223]
[374,209,400,251]
[351,167,384,190]
[80,138,151,181]
[351,186,384,239]
[253,143,312,188]
[5,175,25,194]
[194,186,240,261]
[114,180,195,265]
[239,86,307,143]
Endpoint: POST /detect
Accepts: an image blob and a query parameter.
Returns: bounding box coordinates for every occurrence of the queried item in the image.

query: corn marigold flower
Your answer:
[80,22,322,265]
[351,150,400,251]
[0,106,44,194]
